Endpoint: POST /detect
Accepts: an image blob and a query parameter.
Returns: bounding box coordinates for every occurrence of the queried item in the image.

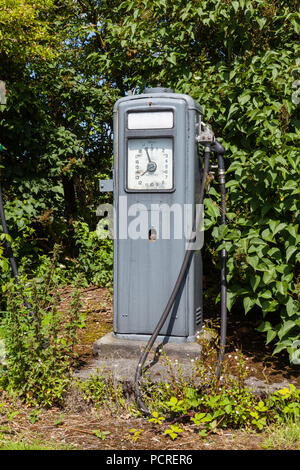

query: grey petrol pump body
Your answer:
[112,88,203,343]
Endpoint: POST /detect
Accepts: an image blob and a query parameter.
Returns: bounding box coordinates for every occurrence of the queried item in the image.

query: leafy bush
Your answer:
[192,47,300,361]
[0,250,86,407]
[72,221,113,287]
[0,221,113,297]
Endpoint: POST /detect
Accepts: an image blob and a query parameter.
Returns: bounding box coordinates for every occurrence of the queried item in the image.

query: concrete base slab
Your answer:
[92,332,203,360]
[75,332,203,388]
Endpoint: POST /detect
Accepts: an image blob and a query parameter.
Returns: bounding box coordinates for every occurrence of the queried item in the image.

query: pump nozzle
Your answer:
[197,122,215,146]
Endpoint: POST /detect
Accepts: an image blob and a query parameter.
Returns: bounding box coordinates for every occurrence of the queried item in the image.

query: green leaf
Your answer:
[227,291,237,311]
[167,52,177,65]
[205,199,220,219]
[238,93,251,105]
[269,220,286,235]
[250,275,260,292]
[260,290,273,299]
[243,296,255,314]
[273,341,291,355]
[262,270,275,284]
[266,329,277,344]
[276,281,288,296]
[232,1,239,12]
[286,297,299,317]
[256,321,272,332]
[286,246,297,262]
[281,181,298,190]
[257,18,267,30]
[278,321,296,340]
[247,256,259,269]
[261,229,274,243]
[291,17,300,34]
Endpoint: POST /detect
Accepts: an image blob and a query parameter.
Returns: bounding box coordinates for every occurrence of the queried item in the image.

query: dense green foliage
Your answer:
[0,0,299,360]
[0,249,86,406]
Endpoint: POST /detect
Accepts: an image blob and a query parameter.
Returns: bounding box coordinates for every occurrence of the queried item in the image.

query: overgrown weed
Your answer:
[0,246,86,407]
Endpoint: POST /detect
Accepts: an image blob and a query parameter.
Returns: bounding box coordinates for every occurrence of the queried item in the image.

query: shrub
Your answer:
[0,249,86,407]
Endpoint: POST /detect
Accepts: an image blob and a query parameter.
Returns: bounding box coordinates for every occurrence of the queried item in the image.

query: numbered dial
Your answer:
[127,138,173,190]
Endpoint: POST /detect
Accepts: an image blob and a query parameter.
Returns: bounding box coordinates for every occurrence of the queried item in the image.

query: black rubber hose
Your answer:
[134,147,211,416]
[215,153,227,379]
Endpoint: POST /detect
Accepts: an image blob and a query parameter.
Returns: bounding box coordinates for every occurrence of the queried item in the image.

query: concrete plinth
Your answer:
[92,332,203,360]
[75,332,204,388]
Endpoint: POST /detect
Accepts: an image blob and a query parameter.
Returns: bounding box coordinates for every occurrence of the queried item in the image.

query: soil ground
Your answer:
[0,285,299,451]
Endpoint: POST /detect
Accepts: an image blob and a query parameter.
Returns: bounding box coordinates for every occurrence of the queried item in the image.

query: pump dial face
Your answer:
[127,137,173,191]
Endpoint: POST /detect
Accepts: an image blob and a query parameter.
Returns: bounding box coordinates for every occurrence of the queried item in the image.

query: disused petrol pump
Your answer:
[0,82,227,416]
[100,87,227,415]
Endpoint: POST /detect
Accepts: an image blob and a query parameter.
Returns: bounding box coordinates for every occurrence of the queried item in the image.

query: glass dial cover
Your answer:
[127,137,173,191]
